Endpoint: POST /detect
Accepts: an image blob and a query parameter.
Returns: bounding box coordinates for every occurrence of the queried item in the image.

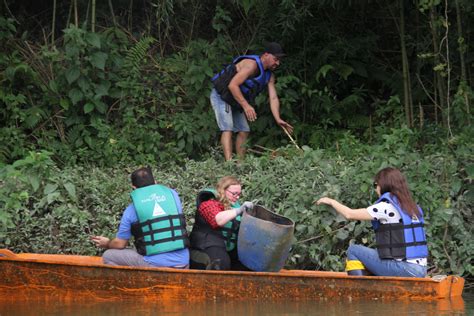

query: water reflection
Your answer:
[0,295,470,315]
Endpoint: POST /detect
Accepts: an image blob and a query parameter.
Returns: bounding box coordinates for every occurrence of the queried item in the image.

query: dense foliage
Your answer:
[0,0,473,281]
[1,1,473,166]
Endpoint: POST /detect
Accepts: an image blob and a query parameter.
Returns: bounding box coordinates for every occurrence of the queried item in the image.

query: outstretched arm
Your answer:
[215,202,253,226]
[268,74,293,133]
[316,197,373,221]
[91,236,128,249]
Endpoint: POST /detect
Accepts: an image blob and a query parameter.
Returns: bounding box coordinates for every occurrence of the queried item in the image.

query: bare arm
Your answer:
[268,75,293,133]
[91,236,128,249]
[228,60,258,121]
[316,197,373,221]
[215,208,240,227]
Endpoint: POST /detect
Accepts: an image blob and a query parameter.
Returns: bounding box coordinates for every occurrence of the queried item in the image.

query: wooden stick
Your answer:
[247,148,264,155]
[281,126,302,151]
[254,144,274,152]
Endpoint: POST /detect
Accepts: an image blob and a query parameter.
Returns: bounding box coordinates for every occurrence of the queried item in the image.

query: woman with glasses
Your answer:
[189,176,253,270]
[316,167,428,277]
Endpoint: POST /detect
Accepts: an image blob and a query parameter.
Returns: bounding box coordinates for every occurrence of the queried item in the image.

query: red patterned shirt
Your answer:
[198,199,224,229]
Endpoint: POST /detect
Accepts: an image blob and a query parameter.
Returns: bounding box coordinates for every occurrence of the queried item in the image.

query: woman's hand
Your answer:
[316,197,335,207]
[316,197,373,221]
[238,201,254,214]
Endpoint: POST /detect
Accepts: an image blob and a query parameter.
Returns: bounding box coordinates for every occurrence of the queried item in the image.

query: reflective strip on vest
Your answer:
[131,184,187,256]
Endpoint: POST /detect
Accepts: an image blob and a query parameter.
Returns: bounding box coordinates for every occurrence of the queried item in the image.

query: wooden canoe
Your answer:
[0,249,465,302]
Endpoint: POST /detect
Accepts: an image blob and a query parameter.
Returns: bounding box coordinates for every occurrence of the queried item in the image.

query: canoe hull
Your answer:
[0,252,465,302]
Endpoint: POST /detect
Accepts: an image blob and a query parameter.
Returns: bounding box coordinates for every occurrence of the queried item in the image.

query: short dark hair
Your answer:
[131,167,155,188]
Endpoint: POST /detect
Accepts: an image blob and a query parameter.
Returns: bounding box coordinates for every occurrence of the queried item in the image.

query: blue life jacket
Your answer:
[130,184,189,256]
[211,55,272,110]
[371,192,428,260]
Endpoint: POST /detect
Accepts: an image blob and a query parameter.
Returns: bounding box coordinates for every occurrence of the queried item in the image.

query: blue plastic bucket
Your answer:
[237,205,294,272]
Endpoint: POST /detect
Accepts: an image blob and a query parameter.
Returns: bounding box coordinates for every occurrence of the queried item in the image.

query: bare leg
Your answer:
[235,131,249,160]
[221,131,233,161]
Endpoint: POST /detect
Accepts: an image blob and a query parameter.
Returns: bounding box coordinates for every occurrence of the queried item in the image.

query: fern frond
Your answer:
[122,36,156,76]
[23,106,48,129]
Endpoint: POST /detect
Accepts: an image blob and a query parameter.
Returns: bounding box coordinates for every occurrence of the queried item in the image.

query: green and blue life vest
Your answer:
[371,192,428,260]
[211,55,272,110]
[130,184,189,256]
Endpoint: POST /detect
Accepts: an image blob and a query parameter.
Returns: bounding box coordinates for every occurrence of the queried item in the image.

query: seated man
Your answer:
[91,167,189,268]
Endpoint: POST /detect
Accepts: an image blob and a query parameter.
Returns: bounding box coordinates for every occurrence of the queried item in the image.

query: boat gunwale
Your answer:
[0,254,449,284]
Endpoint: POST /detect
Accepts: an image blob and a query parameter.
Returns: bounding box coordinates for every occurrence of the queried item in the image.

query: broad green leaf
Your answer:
[85,33,101,48]
[59,98,70,110]
[29,176,40,192]
[66,67,80,84]
[64,182,77,201]
[90,52,108,70]
[44,183,58,195]
[465,164,474,180]
[336,229,349,240]
[241,0,252,15]
[46,192,61,205]
[49,79,58,93]
[95,80,111,98]
[84,102,94,114]
[205,67,214,77]
[94,100,107,114]
[78,77,90,92]
[68,88,83,104]
[336,64,354,80]
[451,179,462,195]
[316,64,334,81]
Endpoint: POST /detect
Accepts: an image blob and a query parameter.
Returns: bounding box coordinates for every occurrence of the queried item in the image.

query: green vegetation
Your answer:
[0,1,473,280]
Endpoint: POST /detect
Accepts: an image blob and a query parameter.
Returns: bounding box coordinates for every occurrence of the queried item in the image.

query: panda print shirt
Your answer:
[367,201,427,267]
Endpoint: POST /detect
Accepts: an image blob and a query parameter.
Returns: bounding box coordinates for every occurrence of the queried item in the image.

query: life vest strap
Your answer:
[221,218,239,245]
[376,241,427,249]
[138,214,188,243]
[375,222,424,232]
[141,234,190,247]
[139,214,185,228]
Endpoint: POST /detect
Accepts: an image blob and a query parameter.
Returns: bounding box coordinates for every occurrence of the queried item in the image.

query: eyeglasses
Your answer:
[373,182,378,189]
[226,189,241,197]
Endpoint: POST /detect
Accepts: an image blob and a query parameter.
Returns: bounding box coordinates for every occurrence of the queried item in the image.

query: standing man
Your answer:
[211,42,294,161]
[91,167,190,268]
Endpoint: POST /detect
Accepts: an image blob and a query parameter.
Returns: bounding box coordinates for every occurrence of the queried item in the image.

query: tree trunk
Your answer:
[108,0,117,27]
[399,0,413,127]
[442,0,452,136]
[51,0,57,46]
[128,0,134,31]
[454,0,470,123]
[74,0,79,27]
[430,6,445,124]
[91,0,96,32]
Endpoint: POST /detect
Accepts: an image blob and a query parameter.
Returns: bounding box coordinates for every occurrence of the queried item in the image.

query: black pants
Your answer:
[190,246,249,271]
